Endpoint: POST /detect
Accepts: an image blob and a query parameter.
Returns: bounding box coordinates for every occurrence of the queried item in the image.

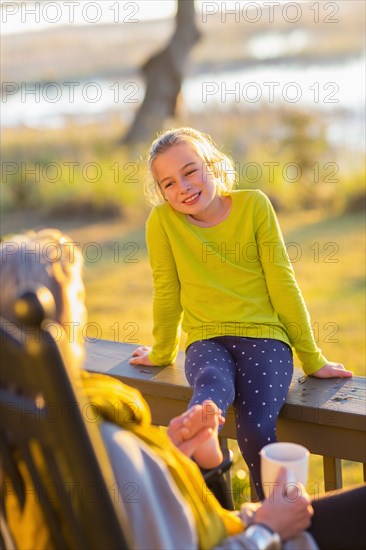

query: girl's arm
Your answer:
[254,190,351,377]
[139,207,183,366]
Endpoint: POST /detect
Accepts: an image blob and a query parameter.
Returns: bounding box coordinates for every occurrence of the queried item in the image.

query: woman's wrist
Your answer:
[253,523,276,535]
[245,523,281,550]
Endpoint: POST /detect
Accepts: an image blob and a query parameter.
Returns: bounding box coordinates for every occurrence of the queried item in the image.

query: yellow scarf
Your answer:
[82,370,244,549]
[5,370,244,550]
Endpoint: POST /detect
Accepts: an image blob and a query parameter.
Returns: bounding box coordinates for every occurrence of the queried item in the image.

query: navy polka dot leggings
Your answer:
[185,336,293,500]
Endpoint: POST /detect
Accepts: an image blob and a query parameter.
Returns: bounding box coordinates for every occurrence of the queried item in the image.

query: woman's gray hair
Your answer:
[0,228,82,326]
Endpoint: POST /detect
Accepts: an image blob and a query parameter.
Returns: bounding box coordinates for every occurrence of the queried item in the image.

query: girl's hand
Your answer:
[310,361,353,378]
[129,345,154,366]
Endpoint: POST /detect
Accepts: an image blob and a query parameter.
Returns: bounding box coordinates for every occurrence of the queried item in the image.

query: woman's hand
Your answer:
[254,468,313,541]
[310,361,353,379]
[129,346,155,366]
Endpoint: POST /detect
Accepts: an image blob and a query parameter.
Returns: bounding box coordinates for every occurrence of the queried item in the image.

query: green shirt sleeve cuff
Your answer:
[148,351,176,367]
[301,353,328,375]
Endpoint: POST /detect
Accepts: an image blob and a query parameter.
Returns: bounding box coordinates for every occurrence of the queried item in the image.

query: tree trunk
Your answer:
[122,0,201,145]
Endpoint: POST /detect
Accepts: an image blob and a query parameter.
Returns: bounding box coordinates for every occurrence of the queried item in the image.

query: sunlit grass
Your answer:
[280,212,365,376]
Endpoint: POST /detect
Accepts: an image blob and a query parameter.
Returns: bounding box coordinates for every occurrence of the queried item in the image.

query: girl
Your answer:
[129,127,352,499]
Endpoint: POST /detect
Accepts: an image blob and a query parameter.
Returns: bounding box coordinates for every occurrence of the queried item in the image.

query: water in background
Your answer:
[2,55,365,151]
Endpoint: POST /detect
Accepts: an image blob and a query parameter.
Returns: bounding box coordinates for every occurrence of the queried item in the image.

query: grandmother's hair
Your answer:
[145,127,237,206]
[0,228,82,326]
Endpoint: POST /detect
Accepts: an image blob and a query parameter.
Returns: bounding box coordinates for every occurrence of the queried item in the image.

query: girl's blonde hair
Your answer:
[145,127,237,206]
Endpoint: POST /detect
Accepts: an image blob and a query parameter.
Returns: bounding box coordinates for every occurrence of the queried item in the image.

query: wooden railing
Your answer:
[85,339,366,497]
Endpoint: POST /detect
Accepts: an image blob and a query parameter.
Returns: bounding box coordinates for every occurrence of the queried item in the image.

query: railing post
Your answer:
[249,475,259,503]
[217,436,235,510]
[323,456,343,491]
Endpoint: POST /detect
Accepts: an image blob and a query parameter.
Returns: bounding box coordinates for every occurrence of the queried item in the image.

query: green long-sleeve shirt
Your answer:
[146,189,328,374]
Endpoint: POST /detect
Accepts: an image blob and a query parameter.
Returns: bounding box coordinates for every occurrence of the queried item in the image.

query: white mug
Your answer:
[260,442,310,499]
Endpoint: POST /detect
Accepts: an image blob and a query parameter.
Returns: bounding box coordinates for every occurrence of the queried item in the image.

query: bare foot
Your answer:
[168,400,224,469]
[193,400,224,469]
[168,405,203,447]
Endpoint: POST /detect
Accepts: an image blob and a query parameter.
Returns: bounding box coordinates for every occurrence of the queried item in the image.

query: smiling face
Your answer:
[152,142,222,219]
